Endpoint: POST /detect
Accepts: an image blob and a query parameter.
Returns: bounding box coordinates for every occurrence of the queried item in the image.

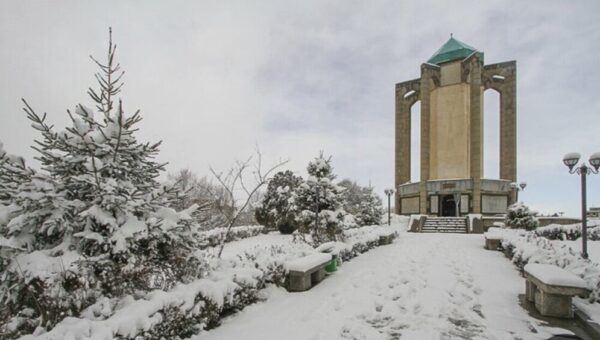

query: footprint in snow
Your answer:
[412,303,423,314]
[472,304,484,319]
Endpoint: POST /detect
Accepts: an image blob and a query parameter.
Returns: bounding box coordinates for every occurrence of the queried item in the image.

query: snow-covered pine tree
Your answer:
[255,170,303,234]
[0,30,207,337]
[0,141,35,227]
[355,186,384,226]
[294,153,354,245]
[338,179,383,226]
[338,179,362,215]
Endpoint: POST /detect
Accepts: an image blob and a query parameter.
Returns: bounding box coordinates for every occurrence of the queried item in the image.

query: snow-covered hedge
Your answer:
[20,259,272,340]
[198,225,264,249]
[316,225,397,263]
[23,224,400,339]
[534,220,600,241]
[488,227,600,302]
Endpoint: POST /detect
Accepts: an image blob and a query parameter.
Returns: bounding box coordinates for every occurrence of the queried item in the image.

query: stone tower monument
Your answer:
[395,36,517,216]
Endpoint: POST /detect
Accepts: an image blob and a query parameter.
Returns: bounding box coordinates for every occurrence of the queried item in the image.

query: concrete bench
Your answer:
[286,253,332,292]
[524,263,590,318]
[484,234,502,250]
[379,232,395,245]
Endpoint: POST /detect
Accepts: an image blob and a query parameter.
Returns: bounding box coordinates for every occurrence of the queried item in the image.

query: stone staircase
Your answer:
[421,217,467,233]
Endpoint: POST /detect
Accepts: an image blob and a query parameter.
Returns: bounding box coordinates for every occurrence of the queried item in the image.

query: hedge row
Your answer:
[486,227,600,303]
[27,226,398,339]
[534,220,600,241]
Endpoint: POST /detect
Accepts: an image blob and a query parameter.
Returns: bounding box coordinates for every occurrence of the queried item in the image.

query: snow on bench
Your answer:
[286,253,331,272]
[525,264,587,288]
[316,242,348,257]
[483,231,503,250]
[286,253,332,292]
[524,263,590,318]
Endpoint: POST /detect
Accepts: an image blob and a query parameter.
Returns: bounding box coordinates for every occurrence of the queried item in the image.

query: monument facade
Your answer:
[395,37,517,216]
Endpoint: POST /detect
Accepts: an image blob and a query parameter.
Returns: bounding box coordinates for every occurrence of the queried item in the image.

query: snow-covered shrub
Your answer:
[0,32,209,338]
[316,225,398,263]
[16,222,402,339]
[255,170,303,234]
[535,220,600,241]
[294,153,355,245]
[505,202,539,230]
[490,227,600,302]
[198,225,264,248]
[338,179,384,226]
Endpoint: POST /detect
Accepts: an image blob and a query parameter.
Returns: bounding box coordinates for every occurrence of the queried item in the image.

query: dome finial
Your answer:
[450,33,453,38]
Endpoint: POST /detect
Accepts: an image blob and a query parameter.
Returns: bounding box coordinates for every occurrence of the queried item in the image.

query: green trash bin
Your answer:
[325,255,337,272]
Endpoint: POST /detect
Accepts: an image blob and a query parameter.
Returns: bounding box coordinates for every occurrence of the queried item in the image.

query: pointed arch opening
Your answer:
[484,89,500,179]
[410,101,421,183]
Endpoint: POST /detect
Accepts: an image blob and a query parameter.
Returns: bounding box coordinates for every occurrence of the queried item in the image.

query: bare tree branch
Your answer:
[210,149,288,257]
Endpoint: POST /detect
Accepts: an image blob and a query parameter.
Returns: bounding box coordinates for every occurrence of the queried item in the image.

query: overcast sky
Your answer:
[1,0,599,216]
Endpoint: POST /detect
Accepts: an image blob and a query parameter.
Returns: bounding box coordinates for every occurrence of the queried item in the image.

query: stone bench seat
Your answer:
[524,263,590,318]
[286,253,332,292]
[484,233,502,250]
[378,232,396,245]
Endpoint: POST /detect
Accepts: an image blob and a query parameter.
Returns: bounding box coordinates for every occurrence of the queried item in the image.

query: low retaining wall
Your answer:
[481,217,581,232]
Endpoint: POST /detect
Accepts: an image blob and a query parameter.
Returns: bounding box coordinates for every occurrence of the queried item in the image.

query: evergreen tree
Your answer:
[294,153,354,244]
[9,29,173,257]
[0,141,35,227]
[338,179,383,226]
[338,179,363,215]
[0,30,207,336]
[355,187,384,226]
[255,170,303,234]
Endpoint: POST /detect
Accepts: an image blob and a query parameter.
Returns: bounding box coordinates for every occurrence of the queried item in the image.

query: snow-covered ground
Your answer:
[195,233,571,340]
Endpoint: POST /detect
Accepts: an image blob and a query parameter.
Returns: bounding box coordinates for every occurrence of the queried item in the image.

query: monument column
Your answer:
[395,80,420,213]
[419,64,438,214]
[500,62,517,204]
[395,85,411,213]
[469,56,483,213]
[500,63,517,182]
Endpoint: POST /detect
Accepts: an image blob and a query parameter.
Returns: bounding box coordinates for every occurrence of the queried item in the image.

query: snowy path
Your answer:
[196,233,571,340]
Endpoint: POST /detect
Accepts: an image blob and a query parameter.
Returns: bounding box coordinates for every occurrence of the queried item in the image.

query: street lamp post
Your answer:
[384,189,395,226]
[563,152,600,259]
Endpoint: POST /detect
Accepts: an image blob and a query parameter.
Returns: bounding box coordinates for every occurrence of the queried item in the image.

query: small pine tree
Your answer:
[0,30,207,337]
[338,179,384,226]
[294,153,353,244]
[255,170,303,234]
[505,202,539,230]
[338,179,362,214]
[356,187,384,226]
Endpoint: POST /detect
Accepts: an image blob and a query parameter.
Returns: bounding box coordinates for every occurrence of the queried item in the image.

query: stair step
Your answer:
[420,216,468,233]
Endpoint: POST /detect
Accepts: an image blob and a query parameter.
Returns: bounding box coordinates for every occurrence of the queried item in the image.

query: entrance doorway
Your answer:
[440,195,457,217]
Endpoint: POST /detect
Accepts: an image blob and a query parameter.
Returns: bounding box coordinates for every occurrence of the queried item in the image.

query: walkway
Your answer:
[196,233,574,339]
